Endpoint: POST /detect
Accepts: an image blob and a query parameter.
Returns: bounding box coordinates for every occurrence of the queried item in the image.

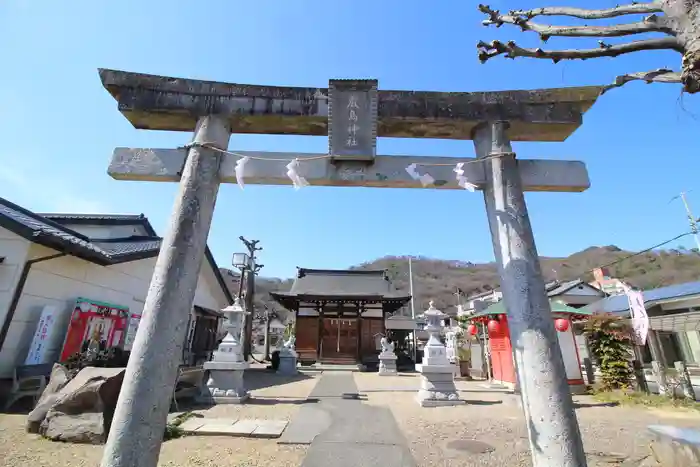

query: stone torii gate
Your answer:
[97,68,602,467]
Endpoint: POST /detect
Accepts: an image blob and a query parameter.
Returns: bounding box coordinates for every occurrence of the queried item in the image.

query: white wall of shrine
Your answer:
[0,236,228,378]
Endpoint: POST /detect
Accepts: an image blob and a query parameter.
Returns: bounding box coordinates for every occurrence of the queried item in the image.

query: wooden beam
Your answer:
[109,148,590,193]
[99,69,604,142]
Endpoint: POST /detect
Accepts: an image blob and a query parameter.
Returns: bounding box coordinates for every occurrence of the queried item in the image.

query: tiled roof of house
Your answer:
[582,281,700,316]
[0,196,233,303]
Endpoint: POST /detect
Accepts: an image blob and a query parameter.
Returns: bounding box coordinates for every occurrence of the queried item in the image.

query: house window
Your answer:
[676,331,700,365]
[182,311,221,366]
[657,332,682,366]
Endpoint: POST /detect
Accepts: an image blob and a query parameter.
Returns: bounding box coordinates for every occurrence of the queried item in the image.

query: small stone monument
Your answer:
[277,335,298,375]
[200,298,250,404]
[378,336,398,375]
[417,301,465,407]
[445,329,460,378]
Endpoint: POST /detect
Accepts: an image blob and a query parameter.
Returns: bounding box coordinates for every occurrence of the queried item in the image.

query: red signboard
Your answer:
[59,297,129,362]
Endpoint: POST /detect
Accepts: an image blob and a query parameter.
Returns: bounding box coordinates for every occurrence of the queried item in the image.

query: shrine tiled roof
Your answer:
[469,299,592,320]
[274,268,409,299]
[0,196,233,303]
[270,268,411,314]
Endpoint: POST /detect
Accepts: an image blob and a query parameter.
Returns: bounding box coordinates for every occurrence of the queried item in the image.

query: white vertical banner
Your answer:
[24,305,59,365]
[625,287,649,345]
[123,313,142,351]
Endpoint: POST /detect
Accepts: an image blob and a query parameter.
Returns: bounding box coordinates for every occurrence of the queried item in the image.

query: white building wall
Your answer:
[0,240,227,378]
[0,227,31,342]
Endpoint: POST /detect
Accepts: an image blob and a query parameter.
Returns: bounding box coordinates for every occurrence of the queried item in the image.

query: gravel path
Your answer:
[4,370,700,466]
[0,369,318,467]
[354,373,700,467]
[0,414,306,467]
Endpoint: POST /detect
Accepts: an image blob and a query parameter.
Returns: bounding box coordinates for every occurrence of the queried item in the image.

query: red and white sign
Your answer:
[625,288,649,345]
[24,305,59,365]
[59,298,129,361]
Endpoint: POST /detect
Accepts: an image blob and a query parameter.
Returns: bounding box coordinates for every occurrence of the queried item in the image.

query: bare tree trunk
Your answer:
[663,0,700,92]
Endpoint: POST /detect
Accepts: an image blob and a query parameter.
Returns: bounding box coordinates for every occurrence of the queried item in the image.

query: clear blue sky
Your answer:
[0,1,698,279]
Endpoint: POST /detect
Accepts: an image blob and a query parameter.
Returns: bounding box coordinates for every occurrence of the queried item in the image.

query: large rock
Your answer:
[26,364,71,433]
[35,367,125,444]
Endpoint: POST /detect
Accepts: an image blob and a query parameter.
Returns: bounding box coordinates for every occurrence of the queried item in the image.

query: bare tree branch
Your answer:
[602,68,682,93]
[479,5,672,40]
[477,37,683,64]
[508,2,663,20]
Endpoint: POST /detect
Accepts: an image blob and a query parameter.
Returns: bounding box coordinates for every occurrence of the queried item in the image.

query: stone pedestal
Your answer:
[417,364,466,407]
[378,352,398,375]
[417,302,465,407]
[200,360,250,404]
[199,307,250,404]
[277,349,298,375]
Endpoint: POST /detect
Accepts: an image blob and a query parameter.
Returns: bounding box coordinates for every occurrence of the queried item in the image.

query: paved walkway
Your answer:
[298,372,416,467]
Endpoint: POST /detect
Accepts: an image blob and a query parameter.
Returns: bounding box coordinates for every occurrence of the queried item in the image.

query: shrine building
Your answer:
[466,298,592,394]
[269,268,411,366]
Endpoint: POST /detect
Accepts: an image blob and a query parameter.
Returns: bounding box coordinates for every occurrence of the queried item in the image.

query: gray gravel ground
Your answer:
[2,371,698,466]
[355,373,700,466]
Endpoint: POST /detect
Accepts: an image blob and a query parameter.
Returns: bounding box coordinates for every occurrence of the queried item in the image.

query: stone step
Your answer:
[178,417,289,438]
[300,363,360,372]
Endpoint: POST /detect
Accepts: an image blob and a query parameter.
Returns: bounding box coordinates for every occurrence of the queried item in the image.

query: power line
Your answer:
[559,231,693,286]
[461,231,694,304]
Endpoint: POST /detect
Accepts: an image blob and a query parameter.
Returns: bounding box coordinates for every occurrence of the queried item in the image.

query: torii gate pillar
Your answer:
[474,121,587,466]
[100,116,230,467]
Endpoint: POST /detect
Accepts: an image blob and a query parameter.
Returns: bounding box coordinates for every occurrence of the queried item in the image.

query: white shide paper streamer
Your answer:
[234,156,250,190]
[286,159,309,190]
[454,163,477,192]
[405,163,435,187]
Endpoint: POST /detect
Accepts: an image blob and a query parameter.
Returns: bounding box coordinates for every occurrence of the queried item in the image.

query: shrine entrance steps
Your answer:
[300,363,362,372]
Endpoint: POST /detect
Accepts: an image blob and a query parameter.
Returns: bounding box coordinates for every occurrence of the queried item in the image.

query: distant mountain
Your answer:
[222,245,700,317]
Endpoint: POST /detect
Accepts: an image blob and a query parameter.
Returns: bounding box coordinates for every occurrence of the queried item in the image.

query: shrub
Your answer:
[584,314,634,391]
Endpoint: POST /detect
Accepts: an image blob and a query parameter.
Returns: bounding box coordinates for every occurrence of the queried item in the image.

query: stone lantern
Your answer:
[220,297,247,360]
[200,298,250,404]
[416,301,465,407]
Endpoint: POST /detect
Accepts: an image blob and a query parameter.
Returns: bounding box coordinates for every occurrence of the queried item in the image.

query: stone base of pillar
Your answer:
[277,351,298,376]
[379,352,398,375]
[502,391,522,407]
[416,364,466,407]
[199,361,250,404]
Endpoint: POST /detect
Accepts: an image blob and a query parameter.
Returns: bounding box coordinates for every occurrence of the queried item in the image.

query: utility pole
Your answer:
[453,288,462,327]
[408,257,417,363]
[239,236,262,361]
[671,191,700,252]
[263,305,272,360]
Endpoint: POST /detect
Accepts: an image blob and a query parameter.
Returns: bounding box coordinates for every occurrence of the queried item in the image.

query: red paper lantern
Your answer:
[467,324,478,336]
[487,319,500,334]
[554,318,570,332]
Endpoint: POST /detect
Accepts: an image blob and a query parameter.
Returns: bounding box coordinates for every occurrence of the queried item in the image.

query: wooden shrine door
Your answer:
[320,317,358,362]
